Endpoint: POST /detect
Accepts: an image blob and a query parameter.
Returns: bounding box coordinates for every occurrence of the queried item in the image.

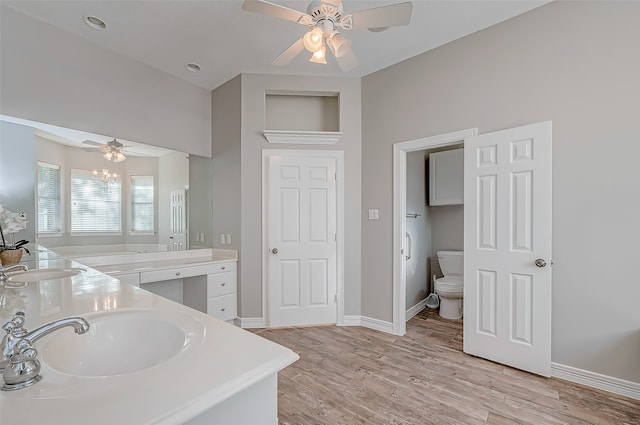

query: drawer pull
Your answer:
[221,266,226,270]
[221,308,226,312]
[221,282,226,286]
[175,272,181,276]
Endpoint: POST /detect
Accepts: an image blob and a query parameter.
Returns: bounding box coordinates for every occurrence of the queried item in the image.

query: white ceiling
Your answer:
[3,0,551,91]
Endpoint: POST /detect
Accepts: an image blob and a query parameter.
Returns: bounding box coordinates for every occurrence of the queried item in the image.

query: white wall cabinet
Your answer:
[429,148,464,206]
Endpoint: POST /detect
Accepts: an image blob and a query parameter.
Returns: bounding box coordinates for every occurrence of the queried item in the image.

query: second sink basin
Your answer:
[41,309,205,377]
[6,268,85,283]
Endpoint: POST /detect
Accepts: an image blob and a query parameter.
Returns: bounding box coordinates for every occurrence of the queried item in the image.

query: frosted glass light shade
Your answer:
[302,28,323,52]
[329,32,351,58]
[309,46,327,64]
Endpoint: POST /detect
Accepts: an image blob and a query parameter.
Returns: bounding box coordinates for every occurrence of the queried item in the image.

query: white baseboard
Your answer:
[237,317,265,329]
[340,315,362,326]
[551,363,640,400]
[406,299,427,321]
[361,316,394,334]
[339,315,394,334]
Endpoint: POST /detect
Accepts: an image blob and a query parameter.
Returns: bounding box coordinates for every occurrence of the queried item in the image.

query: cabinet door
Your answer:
[207,294,237,321]
[429,148,464,206]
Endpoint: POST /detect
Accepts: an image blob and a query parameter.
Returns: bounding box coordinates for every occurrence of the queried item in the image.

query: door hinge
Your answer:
[334,233,337,242]
[334,293,338,303]
[334,172,337,181]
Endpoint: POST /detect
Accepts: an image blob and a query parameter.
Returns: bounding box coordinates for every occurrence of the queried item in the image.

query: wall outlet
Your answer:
[220,234,225,244]
[200,233,205,242]
[368,209,379,220]
[225,234,231,244]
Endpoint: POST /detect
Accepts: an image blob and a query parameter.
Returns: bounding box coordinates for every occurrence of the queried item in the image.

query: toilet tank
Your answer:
[437,251,464,276]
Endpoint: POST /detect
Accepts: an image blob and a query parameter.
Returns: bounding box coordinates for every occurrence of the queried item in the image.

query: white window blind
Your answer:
[71,169,122,233]
[131,175,154,232]
[37,162,61,233]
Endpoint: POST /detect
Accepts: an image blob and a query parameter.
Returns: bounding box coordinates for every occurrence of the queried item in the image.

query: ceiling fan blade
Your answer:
[350,2,412,30]
[335,47,359,72]
[271,38,304,66]
[82,140,105,147]
[242,0,309,24]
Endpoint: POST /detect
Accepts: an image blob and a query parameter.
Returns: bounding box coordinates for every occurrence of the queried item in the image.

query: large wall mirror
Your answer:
[0,116,212,255]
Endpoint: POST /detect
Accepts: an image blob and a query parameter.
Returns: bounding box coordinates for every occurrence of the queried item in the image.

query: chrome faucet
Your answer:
[0,311,90,390]
[0,263,29,284]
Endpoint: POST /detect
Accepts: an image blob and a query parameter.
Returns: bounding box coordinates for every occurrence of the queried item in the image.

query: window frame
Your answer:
[36,161,62,236]
[130,175,155,235]
[70,168,123,236]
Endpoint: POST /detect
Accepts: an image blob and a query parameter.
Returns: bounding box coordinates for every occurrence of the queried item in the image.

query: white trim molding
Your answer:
[340,315,362,327]
[406,299,427,321]
[237,317,266,329]
[262,149,345,328]
[392,128,478,336]
[263,130,342,145]
[551,363,640,400]
[338,316,394,334]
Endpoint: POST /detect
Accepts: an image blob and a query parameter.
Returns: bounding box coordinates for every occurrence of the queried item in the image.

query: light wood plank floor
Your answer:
[252,308,640,425]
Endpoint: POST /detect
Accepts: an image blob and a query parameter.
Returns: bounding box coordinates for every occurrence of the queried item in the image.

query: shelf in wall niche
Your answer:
[263,130,342,145]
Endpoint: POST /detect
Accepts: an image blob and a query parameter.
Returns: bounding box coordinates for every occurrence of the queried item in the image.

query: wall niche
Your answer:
[263,92,341,144]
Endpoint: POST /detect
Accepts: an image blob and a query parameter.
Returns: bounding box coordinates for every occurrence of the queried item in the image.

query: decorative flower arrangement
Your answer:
[0,204,30,254]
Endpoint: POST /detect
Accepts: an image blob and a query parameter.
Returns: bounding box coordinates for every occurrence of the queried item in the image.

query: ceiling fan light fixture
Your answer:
[113,151,127,162]
[329,32,351,58]
[102,151,114,161]
[302,27,324,53]
[309,46,327,64]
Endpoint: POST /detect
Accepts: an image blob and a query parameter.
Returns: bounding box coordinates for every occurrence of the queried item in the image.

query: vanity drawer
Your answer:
[209,261,236,274]
[207,271,237,297]
[140,264,212,283]
[207,293,237,321]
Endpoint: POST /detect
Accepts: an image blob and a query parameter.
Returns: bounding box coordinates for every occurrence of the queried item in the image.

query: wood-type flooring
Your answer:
[252,308,640,425]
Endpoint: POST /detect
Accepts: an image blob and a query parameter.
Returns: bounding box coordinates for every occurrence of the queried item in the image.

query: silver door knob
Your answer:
[271,248,279,254]
[535,259,547,268]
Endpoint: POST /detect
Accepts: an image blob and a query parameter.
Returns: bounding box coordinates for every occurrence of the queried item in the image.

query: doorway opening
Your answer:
[392,128,477,336]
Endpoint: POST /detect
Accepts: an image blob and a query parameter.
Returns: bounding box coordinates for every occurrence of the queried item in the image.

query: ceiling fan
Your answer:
[82,139,127,162]
[242,0,412,71]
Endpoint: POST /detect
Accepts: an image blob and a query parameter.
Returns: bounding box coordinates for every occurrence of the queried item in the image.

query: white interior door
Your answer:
[463,121,552,376]
[268,154,337,327]
[169,189,187,251]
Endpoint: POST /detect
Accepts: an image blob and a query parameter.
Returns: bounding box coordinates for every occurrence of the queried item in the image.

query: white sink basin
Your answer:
[41,310,205,377]
[6,268,85,283]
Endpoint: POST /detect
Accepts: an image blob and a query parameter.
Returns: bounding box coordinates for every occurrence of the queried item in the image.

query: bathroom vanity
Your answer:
[74,248,238,322]
[0,247,298,424]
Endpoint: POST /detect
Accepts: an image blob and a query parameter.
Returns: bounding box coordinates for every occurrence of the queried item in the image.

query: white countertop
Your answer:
[0,247,298,425]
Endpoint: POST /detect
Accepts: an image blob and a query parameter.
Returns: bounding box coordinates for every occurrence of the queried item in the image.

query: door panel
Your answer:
[268,155,337,326]
[464,121,552,376]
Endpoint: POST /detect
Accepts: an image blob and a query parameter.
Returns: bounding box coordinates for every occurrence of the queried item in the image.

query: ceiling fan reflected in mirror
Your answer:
[242,0,412,71]
[82,139,127,162]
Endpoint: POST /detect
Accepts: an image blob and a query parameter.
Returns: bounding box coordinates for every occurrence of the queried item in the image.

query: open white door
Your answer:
[267,154,337,327]
[463,121,552,376]
[169,189,187,251]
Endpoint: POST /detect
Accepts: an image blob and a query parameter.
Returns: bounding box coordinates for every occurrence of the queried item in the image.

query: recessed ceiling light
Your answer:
[186,63,201,72]
[84,16,106,30]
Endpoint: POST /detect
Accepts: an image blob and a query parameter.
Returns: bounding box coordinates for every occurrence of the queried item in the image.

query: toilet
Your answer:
[434,251,464,319]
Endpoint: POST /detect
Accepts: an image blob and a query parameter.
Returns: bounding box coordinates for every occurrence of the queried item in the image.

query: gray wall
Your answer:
[0,6,211,157]
[188,154,214,249]
[238,73,362,318]
[362,1,640,383]
[0,121,36,244]
[405,151,430,309]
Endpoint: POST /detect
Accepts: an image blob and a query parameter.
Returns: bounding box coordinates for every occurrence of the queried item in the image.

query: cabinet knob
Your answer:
[221,266,226,270]
[175,272,181,276]
[221,282,226,286]
[221,308,226,312]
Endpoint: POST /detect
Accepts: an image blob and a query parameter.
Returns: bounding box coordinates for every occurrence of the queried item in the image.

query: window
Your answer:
[131,176,154,233]
[71,169,122,233]
[37,162,61,233]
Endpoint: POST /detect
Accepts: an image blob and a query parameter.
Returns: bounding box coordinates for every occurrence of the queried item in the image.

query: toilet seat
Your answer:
[435,276,463,292]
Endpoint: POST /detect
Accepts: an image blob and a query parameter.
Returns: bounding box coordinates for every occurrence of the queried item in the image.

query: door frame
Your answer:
[392,128,477,335]
[262,149,345,327]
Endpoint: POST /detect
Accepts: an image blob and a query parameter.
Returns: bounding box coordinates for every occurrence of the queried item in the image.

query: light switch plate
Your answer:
[368,209,379,220]
[226,234,231,244]
[220,234,225,244]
